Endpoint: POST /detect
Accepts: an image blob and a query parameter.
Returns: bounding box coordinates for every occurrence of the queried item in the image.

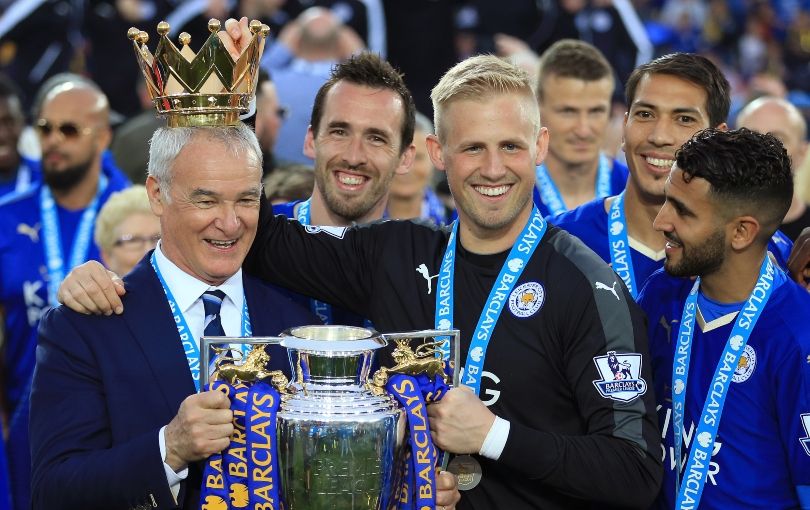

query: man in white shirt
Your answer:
[28,124,319,509]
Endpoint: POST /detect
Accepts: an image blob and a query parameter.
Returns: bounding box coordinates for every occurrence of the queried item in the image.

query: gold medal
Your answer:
[447,454,482,491]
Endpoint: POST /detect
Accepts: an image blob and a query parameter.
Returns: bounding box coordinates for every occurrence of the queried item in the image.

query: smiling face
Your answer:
[304,80,413,222]
[540,75,613,170]
[654,166,728,277]
[147,134,263,285]
[427,92,547,243]
[623,73,716,202]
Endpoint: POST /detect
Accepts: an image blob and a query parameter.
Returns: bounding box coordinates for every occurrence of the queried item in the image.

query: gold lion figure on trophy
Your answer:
[210,346,290,393]
[368,339,447,395]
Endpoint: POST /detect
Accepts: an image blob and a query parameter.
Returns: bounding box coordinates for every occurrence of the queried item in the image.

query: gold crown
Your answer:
[128,19,269,127]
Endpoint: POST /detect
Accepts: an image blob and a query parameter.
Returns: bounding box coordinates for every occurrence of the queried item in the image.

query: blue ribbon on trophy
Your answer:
[386,373,449,510]
[200,380,281,510]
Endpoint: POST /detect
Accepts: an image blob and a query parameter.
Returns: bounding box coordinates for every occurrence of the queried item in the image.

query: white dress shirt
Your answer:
[153,241,247,500]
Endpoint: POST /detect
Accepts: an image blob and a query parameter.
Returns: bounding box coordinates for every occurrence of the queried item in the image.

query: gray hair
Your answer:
[147,123,263,200]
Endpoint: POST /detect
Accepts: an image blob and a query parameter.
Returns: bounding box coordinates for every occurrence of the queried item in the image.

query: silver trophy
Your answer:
[202,325,460,510]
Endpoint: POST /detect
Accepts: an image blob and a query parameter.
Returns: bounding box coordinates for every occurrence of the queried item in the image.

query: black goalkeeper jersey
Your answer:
[246,213,662,509]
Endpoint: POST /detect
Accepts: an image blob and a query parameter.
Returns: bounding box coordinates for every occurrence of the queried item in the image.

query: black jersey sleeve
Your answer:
[497,232,662,509]
[244,203,381,316]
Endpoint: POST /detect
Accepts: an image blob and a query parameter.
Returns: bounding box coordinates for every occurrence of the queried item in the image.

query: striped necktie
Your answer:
[202,290,226,337]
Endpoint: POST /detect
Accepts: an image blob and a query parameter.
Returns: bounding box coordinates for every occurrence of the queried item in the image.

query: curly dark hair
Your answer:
[625,53,730,128]
[309,52,415,153]
[676,127,793,234]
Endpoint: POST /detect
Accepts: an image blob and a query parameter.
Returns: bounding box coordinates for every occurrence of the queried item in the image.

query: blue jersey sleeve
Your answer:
[768,230,793,270]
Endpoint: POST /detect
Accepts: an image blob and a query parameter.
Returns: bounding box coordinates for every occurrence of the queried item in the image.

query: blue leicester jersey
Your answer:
[272,200,368,328]
[639,268,810,510]
[549,197,663,294]
[551,196,794,294]
[0,179,128,414]
[532,157,629,218]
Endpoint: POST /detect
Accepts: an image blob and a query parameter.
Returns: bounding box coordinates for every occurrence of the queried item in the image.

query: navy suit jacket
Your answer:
[30,254,318,510]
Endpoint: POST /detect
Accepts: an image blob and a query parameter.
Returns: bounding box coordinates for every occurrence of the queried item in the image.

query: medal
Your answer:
[448,454,482,491]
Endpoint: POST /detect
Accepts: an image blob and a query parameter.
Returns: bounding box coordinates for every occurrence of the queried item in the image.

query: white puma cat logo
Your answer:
[416,263,439,294]
[595,280,620,301]
[17,222,41,243]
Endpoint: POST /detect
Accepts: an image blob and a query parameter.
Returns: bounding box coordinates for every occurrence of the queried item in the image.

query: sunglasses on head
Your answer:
[35,119,93,139]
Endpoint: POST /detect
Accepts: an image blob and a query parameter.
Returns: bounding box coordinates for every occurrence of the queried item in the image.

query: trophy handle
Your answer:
[201,336,285,389]
[379,329,461,388]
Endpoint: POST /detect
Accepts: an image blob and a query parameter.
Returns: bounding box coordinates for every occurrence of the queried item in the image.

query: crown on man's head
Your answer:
[128,19,269,127]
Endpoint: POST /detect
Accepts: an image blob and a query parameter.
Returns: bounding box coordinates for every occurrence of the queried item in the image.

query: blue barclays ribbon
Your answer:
[434,223,457,363]
[222,383,250,505]
[435,207,546,395]
[672,257,777,509]
[606,192,637,298]
[295,198,311,225]
[151,252,252,392]
[40,174,108,306]
[535,153,612,217]
[386,373,449,510]
[200,380,281,510]
[199,381,240,508]
[246,382,281,509]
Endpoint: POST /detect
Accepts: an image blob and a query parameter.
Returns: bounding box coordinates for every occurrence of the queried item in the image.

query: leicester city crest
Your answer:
[508,281,544,318]
[732,344,756,383]
[592,351,647,402]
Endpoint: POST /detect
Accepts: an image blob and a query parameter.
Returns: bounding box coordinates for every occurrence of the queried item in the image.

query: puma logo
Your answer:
[595,280,620,301]
[17,222,41,243]
[416,263,439,294]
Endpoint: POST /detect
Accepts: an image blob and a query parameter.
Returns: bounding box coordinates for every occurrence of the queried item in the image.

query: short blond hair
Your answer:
[94,185,155,251]
[431,55,539,141]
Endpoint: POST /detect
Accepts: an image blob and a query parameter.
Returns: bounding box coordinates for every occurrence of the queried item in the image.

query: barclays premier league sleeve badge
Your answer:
[591,351,647,402]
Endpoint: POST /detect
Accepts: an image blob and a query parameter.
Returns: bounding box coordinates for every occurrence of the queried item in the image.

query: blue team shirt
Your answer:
[532,157,629,218]
[549,197,664,292]
[272,200,368,327]
[639,268,810,509]
[550,196,795,295]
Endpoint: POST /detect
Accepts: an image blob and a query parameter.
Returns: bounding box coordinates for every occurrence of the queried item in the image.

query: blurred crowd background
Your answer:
[3,0,810,153]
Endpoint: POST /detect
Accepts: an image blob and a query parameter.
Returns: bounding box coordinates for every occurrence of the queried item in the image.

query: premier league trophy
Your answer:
[201,327,460,510]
